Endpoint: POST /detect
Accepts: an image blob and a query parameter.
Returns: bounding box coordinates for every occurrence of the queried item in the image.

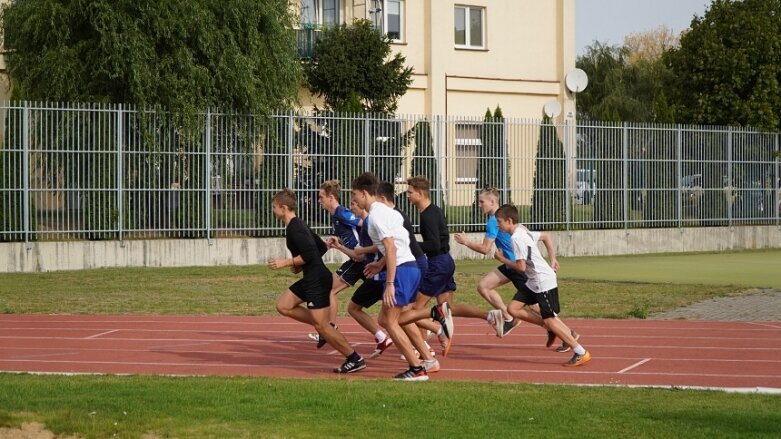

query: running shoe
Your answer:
[437,331,449,353]
[333,356,367,374]
[555,330,580,353]
[502,318,520,338]
[370,338,394,359]
[563,350,591,367]
[488,309,504,337]
[423,359,441,373]
[393,366,429,381]
[431,302,454,339]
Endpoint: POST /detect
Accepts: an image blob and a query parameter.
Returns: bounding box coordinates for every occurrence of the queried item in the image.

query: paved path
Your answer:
[651,288,781,321]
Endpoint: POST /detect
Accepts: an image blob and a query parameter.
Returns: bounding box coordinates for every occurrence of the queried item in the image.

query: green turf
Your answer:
[1,249,780,438]
[1,375,779,439]
[557,249,781,288]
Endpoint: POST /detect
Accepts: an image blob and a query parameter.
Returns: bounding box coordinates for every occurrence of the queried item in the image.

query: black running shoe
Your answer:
[546,330,557,348]
[333,356,366,374]
[316,322,338,349]
[393,366,429,381]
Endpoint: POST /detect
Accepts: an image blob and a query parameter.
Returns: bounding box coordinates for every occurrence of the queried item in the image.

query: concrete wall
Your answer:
[1,226,779,272]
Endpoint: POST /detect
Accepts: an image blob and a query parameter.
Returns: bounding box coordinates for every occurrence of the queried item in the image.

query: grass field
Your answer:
[1,249,780,438]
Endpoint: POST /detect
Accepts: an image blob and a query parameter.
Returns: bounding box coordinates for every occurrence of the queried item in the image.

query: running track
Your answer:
[1,315,780,392]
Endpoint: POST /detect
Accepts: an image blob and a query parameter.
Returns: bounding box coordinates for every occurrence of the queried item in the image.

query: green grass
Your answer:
[1,375,779,439]
[0,256,752,317]
[1,249,780,438]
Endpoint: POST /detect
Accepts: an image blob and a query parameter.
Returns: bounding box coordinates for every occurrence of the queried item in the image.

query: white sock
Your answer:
[375,331,386,343]
[436,327,443,336]
[505,317,513,323]
[574,345,586,355]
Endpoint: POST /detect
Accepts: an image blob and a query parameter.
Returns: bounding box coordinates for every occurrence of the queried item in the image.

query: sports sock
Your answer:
[347,351,361,362]
[573,345,586,355]
[505,317,514,323]
[436,327,443,336]
[375,331,387,343]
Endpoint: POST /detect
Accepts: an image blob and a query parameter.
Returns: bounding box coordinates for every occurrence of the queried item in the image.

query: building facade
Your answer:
[295,0,577,121]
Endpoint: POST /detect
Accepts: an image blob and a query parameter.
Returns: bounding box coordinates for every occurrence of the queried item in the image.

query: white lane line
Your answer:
[618,358,651,374]
[85,329,119,339]
[747,322,781,329]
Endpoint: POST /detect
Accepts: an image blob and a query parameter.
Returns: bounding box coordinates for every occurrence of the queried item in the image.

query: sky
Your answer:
[576,0,711,54]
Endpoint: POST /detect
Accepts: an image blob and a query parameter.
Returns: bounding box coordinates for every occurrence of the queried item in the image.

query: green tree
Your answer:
[665,0,781,130]
[305,19,412,114]
[1,0,300,116]
[1,0,299,240]
[577,41,674,123]
[530,116,566,230]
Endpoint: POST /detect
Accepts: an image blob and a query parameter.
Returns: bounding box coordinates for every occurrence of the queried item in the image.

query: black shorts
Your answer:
[289,265,332,310]
[513,287,561,319]
[497,264,527,290]
[350,279,384,309]
[335,260,366,286]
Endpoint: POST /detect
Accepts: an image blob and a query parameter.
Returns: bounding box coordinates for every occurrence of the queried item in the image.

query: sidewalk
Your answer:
[651,288,781,321]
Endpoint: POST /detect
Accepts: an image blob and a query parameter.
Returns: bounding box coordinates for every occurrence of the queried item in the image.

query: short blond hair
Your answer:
[319,180,341,201]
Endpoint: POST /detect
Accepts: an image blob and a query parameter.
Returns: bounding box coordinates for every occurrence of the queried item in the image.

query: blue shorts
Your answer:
[385,261,421,307]
[418,253,456,297]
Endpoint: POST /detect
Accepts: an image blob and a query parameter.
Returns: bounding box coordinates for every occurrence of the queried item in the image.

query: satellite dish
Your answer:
[565,68,589,93]
[543,100,561,118]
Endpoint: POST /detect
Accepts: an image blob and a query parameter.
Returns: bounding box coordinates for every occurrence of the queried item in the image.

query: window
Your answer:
[299,0,340,26]
[370,0,404,42]
[454,5,484,48]
[455,124,481,183]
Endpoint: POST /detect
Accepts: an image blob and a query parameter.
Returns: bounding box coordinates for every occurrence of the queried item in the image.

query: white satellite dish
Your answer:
[565,68,589,93]
[543,100,561,118]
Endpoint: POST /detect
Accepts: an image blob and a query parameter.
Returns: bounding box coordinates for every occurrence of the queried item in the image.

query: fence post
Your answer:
[22,101,30,249]
[563,117,572,232]
[434,115,444,207]
[205,110,213,244]
[286,112,294,189]
[727,127,733,229]
[364,112,371,171]
[623,123,629,234]
[775,134,779,228]
[502,117,509,206]
[116,104,124,245]
[676,125,682,230]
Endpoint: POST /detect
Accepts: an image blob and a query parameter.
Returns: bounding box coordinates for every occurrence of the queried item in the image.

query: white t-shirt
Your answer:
[367,201,415,265]
[511,227,557,293]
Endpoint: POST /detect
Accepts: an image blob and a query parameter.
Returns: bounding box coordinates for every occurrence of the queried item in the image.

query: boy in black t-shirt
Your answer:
[267,189,366,374]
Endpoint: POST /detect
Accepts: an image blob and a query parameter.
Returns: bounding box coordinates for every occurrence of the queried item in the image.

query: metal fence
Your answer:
[0,102,779,243]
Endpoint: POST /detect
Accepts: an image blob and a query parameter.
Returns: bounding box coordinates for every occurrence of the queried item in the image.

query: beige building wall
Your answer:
[302,1,576,205]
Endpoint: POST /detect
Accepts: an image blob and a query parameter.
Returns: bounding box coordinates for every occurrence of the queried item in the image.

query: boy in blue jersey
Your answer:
[309,180,364,348]
[454,188,556,341]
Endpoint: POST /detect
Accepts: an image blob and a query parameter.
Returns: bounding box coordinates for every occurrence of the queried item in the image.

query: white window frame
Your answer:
[369,0,404,42]
[455,124,481,183]
[454,5,485,49]
[300,0,340,27]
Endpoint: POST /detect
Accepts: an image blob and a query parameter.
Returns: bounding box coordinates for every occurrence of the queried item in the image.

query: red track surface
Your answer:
[1,315,780,391]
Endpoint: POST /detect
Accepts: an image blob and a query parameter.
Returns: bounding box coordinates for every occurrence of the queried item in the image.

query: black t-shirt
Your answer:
[285,217,327,276]
[418,203,449,257]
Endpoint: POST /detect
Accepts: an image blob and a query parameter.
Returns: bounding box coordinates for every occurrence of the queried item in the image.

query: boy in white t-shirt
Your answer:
[493,204,591,367]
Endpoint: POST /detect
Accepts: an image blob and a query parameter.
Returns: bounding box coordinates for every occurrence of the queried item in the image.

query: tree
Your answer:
[530,116,566,230]
[1,1,300,240]
[1,0,300,116]
[577,40,674,123]
[304,19,412,114]
[665,0,781,130]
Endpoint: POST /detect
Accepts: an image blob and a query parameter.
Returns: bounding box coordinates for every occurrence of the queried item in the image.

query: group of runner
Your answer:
[267,172,590,381]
